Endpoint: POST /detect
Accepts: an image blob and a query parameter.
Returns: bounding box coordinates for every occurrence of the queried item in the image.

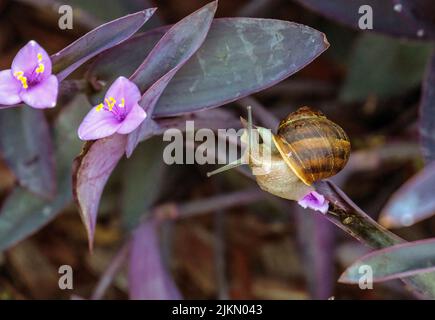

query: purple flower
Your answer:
[78,76,146,140]
[298,191,329,214]
[0,40,58,109]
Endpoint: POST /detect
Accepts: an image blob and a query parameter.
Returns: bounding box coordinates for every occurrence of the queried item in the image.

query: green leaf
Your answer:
[340,33,432,102]
[379,161,435,228]
[0,108,55,198]
[339,238,435,283]
[0,95,90,252]
[316,180,435,299]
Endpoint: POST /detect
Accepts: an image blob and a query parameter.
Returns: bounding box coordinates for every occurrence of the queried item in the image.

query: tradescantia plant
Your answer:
[1,0,435,300]
[73,1,331,249]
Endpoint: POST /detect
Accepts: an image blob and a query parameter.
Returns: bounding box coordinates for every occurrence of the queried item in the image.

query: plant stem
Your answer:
[316,180,435,299]
[90,243,130,300]
[154,188,268,220]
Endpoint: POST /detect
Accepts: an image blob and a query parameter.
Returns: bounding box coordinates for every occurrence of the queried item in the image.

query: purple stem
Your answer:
[90,243,130,300]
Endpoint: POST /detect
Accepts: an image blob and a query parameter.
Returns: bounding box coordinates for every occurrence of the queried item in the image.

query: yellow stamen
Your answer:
[119,98,125,108]
[13,71,28,89]
[105,97,116,111]
[37,53,43,62]
[35,63,45,74]
[96,103,104,112]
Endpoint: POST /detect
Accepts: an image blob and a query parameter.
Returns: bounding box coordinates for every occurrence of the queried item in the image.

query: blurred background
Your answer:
[0,0,433,299]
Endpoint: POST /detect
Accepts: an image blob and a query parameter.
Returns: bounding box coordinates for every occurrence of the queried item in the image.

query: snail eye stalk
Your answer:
[206,106,253,178]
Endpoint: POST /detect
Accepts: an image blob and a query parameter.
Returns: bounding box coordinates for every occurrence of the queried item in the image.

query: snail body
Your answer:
[208,106,351,201]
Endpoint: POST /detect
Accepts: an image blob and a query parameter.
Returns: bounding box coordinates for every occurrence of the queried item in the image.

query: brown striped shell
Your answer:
[272,106,350,186]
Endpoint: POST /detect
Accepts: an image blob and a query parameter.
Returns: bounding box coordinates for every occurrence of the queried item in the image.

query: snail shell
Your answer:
[272,106,350,186]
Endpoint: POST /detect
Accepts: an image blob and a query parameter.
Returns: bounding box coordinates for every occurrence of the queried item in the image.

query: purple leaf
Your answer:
[130,1,217,93]
[72,108,239,247]
[420,50,435,163]
[126,1,218,156]
[339,238,435,284]
[295,0,435,40]
[379,162,435,228]
[51,8,156,81]
[87,18,329,117]
[296,206,335,299]
[0,107,55,198]
[128,219,182,300]
[73,134,127,250]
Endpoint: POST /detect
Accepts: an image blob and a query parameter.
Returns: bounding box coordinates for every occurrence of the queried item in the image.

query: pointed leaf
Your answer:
[130,1,217,93]
[379,162,435,228]
[73,109,239,247]
[0,107,55,198]
[87,18,329,117]
[420,50,435,163]
[127,1,218,155]
[339,238,435,283]
[0,95,89,251]
[73,134,127,250]
[295,0,435,40]
[128,219,181,300]
[315,180,435,298]
[51,8,156,81]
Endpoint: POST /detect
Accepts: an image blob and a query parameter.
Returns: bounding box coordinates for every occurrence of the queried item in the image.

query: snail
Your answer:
[207,106,351,202]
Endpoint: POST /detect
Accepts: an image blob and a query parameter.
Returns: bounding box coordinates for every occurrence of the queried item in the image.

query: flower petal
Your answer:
[11,40,52,78]
[20,75,58,109]
[105,76,141,111]
[78,107,122,141]
[117,103,147,134]
[297,191,329,214]
[0,70,22,105]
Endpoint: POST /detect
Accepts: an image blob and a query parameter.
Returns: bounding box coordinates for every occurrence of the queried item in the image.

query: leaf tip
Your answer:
[143,7,158,17]
[322,32,330,49]
[337,271,353,284]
